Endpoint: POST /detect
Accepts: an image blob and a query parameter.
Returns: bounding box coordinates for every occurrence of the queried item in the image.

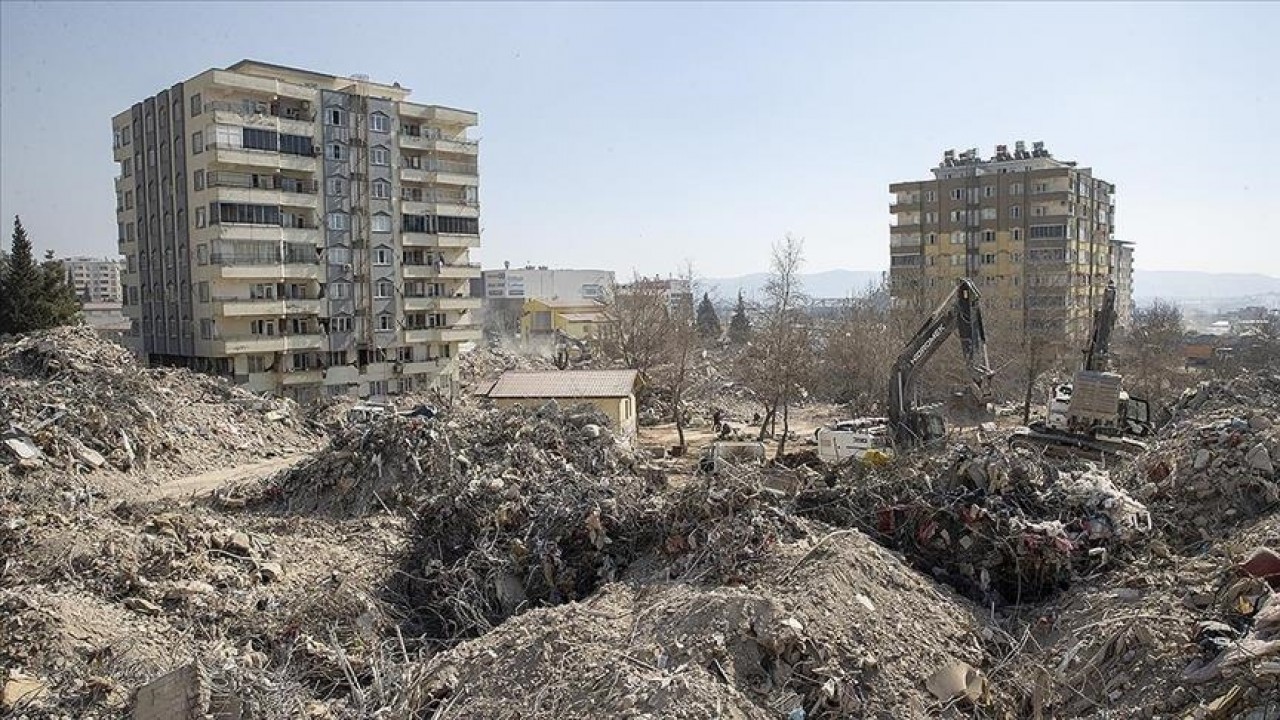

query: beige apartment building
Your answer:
[888,141,1134,342]
[63,256,124,303]
[111,60,482,403]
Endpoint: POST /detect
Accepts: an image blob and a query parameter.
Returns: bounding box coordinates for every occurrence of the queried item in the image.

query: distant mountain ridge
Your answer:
[704,269,1280,302]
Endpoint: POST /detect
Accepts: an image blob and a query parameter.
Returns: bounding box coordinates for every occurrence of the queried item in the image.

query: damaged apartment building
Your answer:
[888,141,1134,342]
[111,60,482,402]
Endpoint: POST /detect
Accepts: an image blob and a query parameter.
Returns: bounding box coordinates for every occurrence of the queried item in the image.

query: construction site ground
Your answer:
[2,330,1278,719]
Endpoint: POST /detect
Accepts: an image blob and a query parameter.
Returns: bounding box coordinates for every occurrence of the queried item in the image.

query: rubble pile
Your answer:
[1122,374,1280,547]
[798,445,1152,604]
[0,327,318,488]
[267,401,639,517]
[456,341,556,394]
[1008,513,1280,718]
[405,529,1017,719]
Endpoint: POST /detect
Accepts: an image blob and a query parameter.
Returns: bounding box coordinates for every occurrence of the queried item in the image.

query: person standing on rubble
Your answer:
[712,408,724,433]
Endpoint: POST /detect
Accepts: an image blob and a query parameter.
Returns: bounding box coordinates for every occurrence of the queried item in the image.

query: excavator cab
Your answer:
[906,410,947,445]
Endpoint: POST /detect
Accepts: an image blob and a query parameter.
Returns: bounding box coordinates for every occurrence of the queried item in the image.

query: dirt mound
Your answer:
[406,531,1015,719]
[0,326,319,495]
[1118,374,1280,549]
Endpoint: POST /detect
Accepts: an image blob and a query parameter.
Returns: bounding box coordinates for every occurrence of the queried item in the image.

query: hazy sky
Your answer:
[2,1,1277,278]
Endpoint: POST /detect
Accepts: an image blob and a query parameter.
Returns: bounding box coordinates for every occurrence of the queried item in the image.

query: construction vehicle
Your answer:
[553,330,593,369]
[698,441,767,474]
[815,278,994,456]
[1011,282,1154,459]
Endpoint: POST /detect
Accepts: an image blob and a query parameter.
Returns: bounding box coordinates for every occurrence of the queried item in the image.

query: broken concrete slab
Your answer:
[2,674,49,710]
[4,436,41,461]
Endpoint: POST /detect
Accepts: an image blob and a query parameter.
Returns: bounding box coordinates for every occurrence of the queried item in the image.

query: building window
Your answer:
[925,190,936,202]
[370,113,389,133]
[195,207,207,228]
[950,188,962,201]
[1010,183,1022,195]
[331,316,353,332]
[374,247,393,265]
[377,313,393,331]
[927,233,936,245]
[198,282,209,302]
[328,247,352,265]
[371,214,391,232]
[984,186,994,198]
[1012,228,1022,241]
[1010,205,1021,219]
[375,281,393,299]
[328,143,345,160]
[982,230,995,243]
[124,191,134,209]
[327,108,343,126]
[1033,206,1046,217]
[327,177,346,196]
[950,231,964,244]
[199,319,213,339]
[327,212,349,230]
[371,180,390,199]
[982,253,996,265]
[122,159,132,177]
[251,319,276,336]
[190,93,202,117]
[330,282,352,299]
[193,170,204,191]
[371,146,389,166]
[981,207,996,220]
[191,131,203,154]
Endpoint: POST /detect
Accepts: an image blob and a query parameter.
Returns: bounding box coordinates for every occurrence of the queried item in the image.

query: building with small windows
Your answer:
[519,298,612,342]
[888,141,1133,341]
[63,256,124,304]
[481,265,615,336]
[110,60,482,402]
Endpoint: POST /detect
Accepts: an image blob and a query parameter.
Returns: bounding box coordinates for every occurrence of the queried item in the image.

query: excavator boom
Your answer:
[887,278,994,447]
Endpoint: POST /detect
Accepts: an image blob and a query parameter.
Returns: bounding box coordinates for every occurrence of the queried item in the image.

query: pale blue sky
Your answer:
[2,1,1277,277]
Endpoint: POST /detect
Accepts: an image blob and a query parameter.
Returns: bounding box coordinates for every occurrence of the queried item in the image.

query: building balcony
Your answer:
[208,69,314,102]
[220,333,325,355]
[212,261,321,281]
[210,186,319,209]
[400,162,478,186]
[212,224,321,245]
[205,142,318,173]
[399,359,449,375]
[214,297,323,317]
[398,103,478,126]
[402,262,482,280]
[401,232,480,249]
[404,326,482,344]
[281,369,324,385]
[401,198,480,217]
[403,296,482,312]
[397,132,479,156]
[205,100,316,136]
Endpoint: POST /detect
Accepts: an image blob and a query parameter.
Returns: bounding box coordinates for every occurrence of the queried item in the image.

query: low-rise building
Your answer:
[485,369,639,436]
[482,266,615,336]
[519,298,611,341]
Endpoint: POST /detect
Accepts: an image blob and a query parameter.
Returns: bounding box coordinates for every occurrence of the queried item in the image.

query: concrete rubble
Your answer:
[1,325,1278,719]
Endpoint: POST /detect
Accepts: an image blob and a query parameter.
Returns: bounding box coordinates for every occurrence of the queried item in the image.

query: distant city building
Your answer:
[63,256,123,304]
[888,141,1132,341]
[616,276,693,314]
[482,266,615,336]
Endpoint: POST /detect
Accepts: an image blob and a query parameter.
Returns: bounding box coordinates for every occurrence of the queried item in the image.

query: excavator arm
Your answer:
[1081,282,1117,373]
[887,278,993,447]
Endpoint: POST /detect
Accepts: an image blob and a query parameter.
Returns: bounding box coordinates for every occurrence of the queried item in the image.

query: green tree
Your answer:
[727,290,751,344]
[0,216,80,334]
[695,292,721,340]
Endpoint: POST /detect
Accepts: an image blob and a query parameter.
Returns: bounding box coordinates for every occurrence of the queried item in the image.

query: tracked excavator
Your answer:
[1011,281,1154,459]
[816,278,994,461]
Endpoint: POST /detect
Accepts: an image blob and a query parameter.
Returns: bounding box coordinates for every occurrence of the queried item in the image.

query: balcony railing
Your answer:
[400,190,479,207]
[400,128,478,147]
[205,99,315,122]
[207,172,318,194]
[401,158,478,175]
[209,253,319,266]
[205,140,320,158]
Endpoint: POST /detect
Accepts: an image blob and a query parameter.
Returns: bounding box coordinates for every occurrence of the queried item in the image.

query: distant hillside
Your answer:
[1134,270,1280,301]
[704,268,1280,303]
[705,269,885,300]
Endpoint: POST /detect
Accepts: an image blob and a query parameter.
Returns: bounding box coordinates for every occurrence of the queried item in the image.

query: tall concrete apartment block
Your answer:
[110,60,482,403]
[63,256,124,303]
[888,141,1134,340]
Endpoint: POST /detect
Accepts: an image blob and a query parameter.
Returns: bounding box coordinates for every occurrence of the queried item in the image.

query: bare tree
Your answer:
[736,235,813,457]
[1120,299,1188,410]
[664,263,699,450]
[813,278,899,415]
[602,272,671,383]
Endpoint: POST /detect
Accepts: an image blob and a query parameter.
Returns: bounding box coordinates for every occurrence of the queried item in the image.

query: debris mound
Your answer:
[405,530,1014,719]
[798,445,1151,604]
[0,326,317,485]
[1121,374,1280,547]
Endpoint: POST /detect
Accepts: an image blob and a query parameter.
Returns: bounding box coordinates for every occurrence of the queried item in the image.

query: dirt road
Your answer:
[143,453,310,500]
